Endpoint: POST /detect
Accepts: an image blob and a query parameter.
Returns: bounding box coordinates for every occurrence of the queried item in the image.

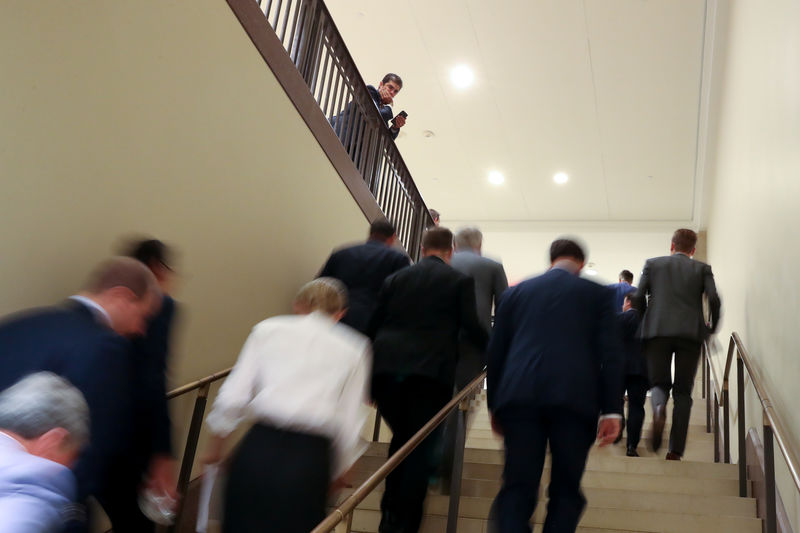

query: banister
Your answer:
[704,332,800,533]
[310,371,487,533]
[166,367,232,400]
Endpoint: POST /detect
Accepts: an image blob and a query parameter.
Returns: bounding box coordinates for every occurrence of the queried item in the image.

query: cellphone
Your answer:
[397,111,408,119]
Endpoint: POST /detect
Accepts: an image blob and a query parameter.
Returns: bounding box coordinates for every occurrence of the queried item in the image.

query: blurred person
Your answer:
[607,269,636,311]
[202,278,371,533]
[618,294,648,456]
[429,209,440,226]
[368,227,487,533]
[91,239,180,532]
[319,219,411,333]
[0,257,161,532]
[632,229,721,460]
[487,239,623,533]
[0,372,90,533]
[439,227,508,489]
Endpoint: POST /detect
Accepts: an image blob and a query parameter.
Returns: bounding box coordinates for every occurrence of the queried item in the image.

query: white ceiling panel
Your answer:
[324,0,707,224]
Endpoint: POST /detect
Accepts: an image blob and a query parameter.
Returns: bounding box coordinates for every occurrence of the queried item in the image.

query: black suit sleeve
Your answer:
[597,289,624,416]
[70,336,133,500]
[367,275,392,341]
[704,264,722,334]
[149,299,177,456]
[493,264,509,312]
[487,291,514,412]
[632,260,650,317]
[459,276,488,356]
[318,251,338,278]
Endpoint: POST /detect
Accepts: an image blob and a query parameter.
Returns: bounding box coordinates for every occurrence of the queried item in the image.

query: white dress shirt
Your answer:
[205,312,371,478]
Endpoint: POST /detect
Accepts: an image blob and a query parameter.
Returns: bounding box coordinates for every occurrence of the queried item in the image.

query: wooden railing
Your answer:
[227,0,433,259]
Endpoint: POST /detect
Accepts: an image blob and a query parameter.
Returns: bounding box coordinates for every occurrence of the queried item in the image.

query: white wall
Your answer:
[702,0,800,529]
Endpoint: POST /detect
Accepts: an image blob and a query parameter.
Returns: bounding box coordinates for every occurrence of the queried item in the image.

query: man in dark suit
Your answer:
[319,219,411,334]
[0,257,161,532]
[632,229,721,460]
[94,239,180,532]
[607,269,637,312]
[487,239,623,533]
[618,294,648,457]
[368,227,487,533]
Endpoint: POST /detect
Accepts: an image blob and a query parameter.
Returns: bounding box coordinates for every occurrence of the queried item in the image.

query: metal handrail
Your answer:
[311,371,487,533]
[165,367,232,532]
[704,332,800,533]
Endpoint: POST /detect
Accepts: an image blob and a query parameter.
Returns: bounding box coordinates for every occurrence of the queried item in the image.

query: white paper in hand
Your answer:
[196,464,219,533]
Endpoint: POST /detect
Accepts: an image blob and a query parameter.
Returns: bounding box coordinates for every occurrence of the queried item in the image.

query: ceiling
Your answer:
[324,0,709,224]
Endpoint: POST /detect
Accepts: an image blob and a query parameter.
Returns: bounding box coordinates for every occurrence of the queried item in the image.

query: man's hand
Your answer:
[393,114,406,129]
[200,434,225,466]
[331,466,355,494]
[490,414,503,437]
[596,417,622,447]
[146,454,178,500]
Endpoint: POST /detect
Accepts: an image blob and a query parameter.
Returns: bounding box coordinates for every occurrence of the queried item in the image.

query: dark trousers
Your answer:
[223,423,331,533]
[489,406,596,533]
[372,375,452,533]
[644,336,702,456]
[623,375,649,449]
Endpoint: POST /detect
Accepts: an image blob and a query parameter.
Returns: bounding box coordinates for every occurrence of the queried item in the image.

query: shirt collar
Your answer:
[0,431,25,452]
[69,295,112,327]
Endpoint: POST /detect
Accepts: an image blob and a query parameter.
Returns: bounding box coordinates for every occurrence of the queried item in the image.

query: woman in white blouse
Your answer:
[202,278,371,533]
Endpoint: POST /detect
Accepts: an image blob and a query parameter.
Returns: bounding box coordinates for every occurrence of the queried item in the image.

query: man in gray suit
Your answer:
[633,229,721,460]
[451,227,508,386]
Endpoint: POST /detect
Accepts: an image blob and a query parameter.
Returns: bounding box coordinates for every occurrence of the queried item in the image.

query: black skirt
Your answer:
[223,423,332,533]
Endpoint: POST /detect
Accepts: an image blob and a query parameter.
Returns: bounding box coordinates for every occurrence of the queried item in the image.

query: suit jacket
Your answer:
[618,309,647,378]
[607,281,637,312]
[487,268,624,420]
[0,301,133,502]
[0,433,75,533]
[368,256,488,387]
[320,239,410,334]
[633,253,721,342]
[450,250,508,333]
[129,294,176,470]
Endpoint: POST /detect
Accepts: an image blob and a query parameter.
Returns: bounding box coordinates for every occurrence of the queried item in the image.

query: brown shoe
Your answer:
[650,405,666,452]
[665,451,681,461]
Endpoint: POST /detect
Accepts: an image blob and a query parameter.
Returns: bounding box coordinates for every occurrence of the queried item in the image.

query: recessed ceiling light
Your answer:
[450,65,475,89]
[488,171,504,185]
[553,172,569,185]
[585,268,598,276]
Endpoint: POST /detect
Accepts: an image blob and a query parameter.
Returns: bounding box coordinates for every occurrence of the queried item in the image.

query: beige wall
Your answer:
[703,0,800,528]
[1,0,368,489]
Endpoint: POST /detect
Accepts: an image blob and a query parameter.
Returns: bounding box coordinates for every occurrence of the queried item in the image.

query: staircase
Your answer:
[341,379,762,532]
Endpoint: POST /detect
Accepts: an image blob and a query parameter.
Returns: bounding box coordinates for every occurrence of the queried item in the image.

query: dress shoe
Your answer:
[665,451,681,461]
[626,446,639,457]
[650,404,666,452]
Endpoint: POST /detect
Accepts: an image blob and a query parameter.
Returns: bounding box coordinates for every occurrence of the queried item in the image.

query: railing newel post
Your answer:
[764,416,778,533]
[737,354,747,497]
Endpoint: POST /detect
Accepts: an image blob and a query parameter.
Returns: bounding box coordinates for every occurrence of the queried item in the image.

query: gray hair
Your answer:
[0,372,90,448]
[455,227,483,251]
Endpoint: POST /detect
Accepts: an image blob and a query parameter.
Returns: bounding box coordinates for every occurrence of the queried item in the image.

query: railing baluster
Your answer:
[279,0,294,44]
[706,356,712,433]
[270,0,283,30]
[737,355,747,497]
[764,417,778,533]
[170,382,211,532]
[723,384,731,463]
[714,394,720,463]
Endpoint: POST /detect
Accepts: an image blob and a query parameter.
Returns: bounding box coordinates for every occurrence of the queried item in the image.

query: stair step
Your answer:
[355,449,738,480]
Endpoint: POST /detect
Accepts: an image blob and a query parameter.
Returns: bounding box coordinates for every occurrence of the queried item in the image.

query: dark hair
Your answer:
[381,73,403,88]
[369,219,396,241]
[422,227,453,251]
[672,229,698,253]
[126,239,171,270]
[429,208,440,222]
[549,239,585,263]
[619,270,634,283]
[623,291,639,310]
